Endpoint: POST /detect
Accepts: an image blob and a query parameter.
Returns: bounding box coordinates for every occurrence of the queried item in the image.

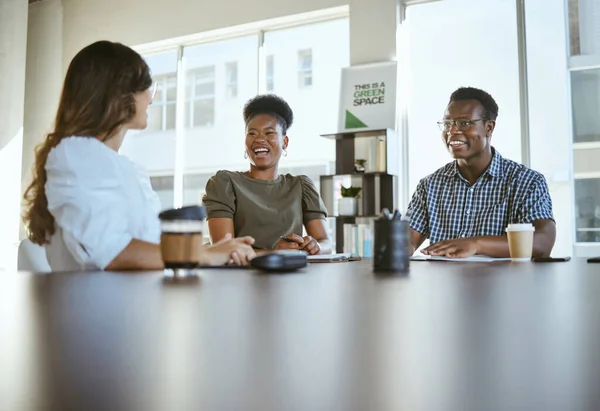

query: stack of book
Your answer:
[342,222,374,257]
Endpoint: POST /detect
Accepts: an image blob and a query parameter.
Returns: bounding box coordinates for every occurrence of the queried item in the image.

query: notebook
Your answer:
[410,255,512,262]
[307,253,354,262]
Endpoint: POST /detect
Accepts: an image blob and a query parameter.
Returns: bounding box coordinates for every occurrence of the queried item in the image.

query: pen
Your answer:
[280,236,296,243]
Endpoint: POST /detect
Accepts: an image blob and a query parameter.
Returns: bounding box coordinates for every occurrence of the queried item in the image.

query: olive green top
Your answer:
[202,171,328,249]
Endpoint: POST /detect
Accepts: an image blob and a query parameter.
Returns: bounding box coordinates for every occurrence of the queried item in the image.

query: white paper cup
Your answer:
[505,223,535,262]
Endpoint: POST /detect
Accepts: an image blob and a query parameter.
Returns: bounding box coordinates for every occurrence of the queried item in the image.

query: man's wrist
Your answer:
[473,236,481,254]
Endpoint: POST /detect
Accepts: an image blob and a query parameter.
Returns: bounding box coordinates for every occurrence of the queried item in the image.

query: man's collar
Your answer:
[443,161,459,177]
[485,148,503,178]
[443,148,504,179]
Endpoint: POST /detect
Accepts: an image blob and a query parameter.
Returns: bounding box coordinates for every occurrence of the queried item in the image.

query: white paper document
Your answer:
[410,254,512,262]
[307,253,352,262]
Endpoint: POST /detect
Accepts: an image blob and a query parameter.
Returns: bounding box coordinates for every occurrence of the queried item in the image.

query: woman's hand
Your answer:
[273,234,304,250]
[205,234,256,266]
[299,236,321,255]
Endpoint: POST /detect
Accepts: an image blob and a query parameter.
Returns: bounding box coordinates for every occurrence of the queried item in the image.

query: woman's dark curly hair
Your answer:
[243,94,294,134]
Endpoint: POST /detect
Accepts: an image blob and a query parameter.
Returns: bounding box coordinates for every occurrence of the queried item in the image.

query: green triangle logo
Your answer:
[345,110,368,129]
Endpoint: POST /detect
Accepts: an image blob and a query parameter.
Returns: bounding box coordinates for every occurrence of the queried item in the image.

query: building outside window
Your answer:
[568,0,600,246]
[225,62,238,98]
[297,49,313,88]
[187,66,215,128]
[147,73,177,132]
[121,16,349,212]
[266,55,274,92]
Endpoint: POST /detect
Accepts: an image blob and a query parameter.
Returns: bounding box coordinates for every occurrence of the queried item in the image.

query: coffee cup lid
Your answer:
[505,223,535,232]
[159,205,206,221]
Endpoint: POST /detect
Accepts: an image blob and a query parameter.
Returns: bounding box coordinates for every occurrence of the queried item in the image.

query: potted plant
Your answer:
[339,185,361,216]
[354,159,367,173]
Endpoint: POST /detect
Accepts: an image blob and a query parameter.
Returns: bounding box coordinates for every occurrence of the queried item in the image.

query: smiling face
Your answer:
[245,113,288,170]
[441,99,495,162]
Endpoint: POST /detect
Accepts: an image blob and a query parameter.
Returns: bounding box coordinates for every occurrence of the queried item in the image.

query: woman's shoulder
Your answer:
[284,174,317,189]
[208,170,242,184]
[46,137,119,177]
[277,173,308,182]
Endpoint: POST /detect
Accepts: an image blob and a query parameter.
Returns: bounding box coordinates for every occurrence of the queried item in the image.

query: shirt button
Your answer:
[465,210,471,215]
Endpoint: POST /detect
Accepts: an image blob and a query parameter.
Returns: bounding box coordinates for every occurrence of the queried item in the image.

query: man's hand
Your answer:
[273,234,304,250]
[422,237,479,258]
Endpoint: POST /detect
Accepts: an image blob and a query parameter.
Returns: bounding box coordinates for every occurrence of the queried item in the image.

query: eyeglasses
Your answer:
[437,118,485,132]
[149,81,158,100]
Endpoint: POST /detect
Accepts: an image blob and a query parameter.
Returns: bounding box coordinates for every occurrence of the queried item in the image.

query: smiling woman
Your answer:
[202,94,332,254]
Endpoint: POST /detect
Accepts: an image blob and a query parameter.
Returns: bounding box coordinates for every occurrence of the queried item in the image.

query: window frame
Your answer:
[133,6,349,208]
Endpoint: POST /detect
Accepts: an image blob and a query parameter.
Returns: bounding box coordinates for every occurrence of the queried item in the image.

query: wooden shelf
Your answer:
[320,172,393,178]
[320,128,393,140]
[319,128,398,253]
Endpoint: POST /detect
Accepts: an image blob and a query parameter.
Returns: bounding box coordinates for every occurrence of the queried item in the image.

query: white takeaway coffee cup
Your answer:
[505,223,535,262]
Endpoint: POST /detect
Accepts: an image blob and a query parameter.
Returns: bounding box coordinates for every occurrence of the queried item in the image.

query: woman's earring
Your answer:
[244,151,248,159]
[283,149,288,157]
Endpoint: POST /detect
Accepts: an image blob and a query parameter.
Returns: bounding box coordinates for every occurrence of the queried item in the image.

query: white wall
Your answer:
[22,0,64,193]
[0,0,28,269]
[349,0,397,65]
[60,0,394,69]
[0,0,27,152]
[61,0,342,63]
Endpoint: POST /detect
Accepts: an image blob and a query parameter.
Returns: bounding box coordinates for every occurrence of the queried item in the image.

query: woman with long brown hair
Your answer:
[23,40,255,271]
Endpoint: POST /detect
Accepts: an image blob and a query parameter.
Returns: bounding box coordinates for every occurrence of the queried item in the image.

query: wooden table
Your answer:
[1,259,599,411]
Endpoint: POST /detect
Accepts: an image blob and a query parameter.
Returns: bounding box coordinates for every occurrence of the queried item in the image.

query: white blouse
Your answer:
[44,137,161,271]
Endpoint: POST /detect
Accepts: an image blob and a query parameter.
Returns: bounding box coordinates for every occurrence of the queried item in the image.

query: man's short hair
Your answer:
[449,87,499,121]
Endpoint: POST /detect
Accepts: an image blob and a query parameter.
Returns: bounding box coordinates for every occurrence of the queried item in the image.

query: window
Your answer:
[149,176,175,211]
[571,70,600,143]
[568,0,600,56]
[574,179,600,243]
[187,66,215,128]
[225,62,238,98]
[404,0,522,196]
[121,18,348,210]
[297,49,313,88]
[263,19,348,173]
[182,35,259,191]
[569,1,600,247]
[569,56,600,244]
[118,50,178,211]
[147,74,177,132]
[266,55,274,92]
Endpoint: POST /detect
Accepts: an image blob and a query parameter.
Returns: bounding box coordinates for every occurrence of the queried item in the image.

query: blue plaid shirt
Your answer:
[407,148,554,244]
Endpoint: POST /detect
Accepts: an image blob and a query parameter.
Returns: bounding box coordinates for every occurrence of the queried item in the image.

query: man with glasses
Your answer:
[407,87,556,258]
